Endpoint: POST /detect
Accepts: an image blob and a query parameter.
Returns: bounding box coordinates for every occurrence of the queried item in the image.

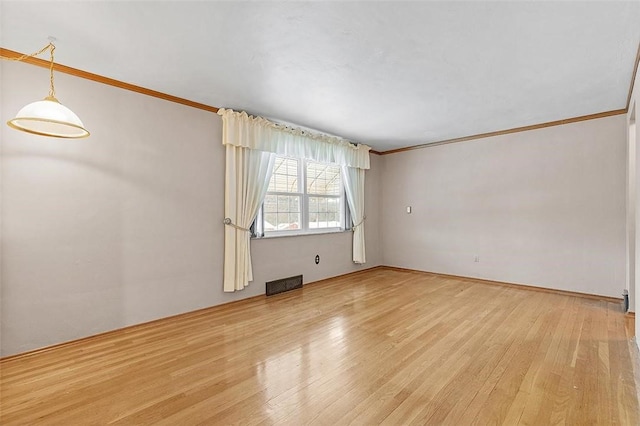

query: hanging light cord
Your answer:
[1,42,56,98]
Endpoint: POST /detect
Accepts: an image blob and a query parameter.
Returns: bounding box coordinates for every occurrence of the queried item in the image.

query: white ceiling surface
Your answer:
[1,1,639,151]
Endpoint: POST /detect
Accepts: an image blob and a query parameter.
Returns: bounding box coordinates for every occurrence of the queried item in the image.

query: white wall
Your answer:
[0,61,380,357]
[380,115,627,298]
[626,52,640,346]
[630,118,637,313]
[0,57,631,357]
[627,116,636,312]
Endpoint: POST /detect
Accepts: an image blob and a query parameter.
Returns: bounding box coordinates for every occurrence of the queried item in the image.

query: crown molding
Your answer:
[0,47,219,113]
[379,109,627,155]
[626,42,640,111]
[379,41,640,155]
[4,41,638,156]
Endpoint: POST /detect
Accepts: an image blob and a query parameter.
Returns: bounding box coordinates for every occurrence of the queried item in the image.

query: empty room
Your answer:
[1,1,640,424]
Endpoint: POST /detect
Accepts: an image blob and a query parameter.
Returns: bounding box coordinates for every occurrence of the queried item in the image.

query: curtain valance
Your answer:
[218,108,371,170]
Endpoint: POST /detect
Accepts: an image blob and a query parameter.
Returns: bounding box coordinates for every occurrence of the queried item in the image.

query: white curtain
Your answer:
[218,108,371,169]
[219,108,371,291]
[342,166,366,264]
[223,145,275,292]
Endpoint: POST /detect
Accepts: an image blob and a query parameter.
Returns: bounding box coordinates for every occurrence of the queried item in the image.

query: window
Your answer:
[257,156,347,236]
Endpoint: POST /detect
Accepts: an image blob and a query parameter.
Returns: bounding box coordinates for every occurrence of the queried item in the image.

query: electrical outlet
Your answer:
[315,255,320,265]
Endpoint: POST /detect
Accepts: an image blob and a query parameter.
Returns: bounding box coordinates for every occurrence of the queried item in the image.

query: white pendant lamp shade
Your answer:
[7,96,89,139]
[2,41,90,139]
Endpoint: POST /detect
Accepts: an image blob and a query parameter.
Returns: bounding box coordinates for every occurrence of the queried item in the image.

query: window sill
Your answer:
[252,229,351,240]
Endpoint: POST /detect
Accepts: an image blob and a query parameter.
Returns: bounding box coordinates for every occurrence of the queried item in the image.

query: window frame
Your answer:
[255,156,349,238]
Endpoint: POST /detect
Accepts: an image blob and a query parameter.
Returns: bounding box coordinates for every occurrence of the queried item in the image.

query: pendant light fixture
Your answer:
[2,39,89,138]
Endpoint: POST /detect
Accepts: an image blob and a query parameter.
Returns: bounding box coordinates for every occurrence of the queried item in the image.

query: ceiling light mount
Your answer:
[1,39,89,139]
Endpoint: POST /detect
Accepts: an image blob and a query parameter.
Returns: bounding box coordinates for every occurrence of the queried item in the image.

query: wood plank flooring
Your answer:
[1,268,638,425]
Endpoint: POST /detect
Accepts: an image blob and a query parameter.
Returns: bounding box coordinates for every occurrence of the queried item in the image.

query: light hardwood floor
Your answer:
[1,268,638,425]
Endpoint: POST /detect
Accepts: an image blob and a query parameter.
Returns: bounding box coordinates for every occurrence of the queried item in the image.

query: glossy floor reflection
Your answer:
[1,267,638,424]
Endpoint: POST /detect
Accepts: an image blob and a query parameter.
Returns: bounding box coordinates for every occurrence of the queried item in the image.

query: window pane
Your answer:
[269,157,299,193]
[326,211,340,227]
[277,195,289,211]
[264,193,301,232]
[308,196,340,229]
[306,161,341,195]
[277,213,287,230]
[263,156,343,234]
[309,197,318,213]
[264,195,277,213]
[289,213,301,230]
[327,198,339,213]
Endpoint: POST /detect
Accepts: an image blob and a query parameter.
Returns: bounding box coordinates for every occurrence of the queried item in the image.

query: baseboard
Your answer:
[379,265,624,303]
[0,264,384,362]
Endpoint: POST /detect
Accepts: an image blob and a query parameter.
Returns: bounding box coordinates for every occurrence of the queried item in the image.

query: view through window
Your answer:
[262,156,344,234]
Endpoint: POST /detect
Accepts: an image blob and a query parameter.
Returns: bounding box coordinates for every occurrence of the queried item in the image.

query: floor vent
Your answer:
[266,275,303,296]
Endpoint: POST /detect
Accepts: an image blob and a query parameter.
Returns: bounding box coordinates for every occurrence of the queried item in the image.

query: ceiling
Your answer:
[1,1,639,152]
